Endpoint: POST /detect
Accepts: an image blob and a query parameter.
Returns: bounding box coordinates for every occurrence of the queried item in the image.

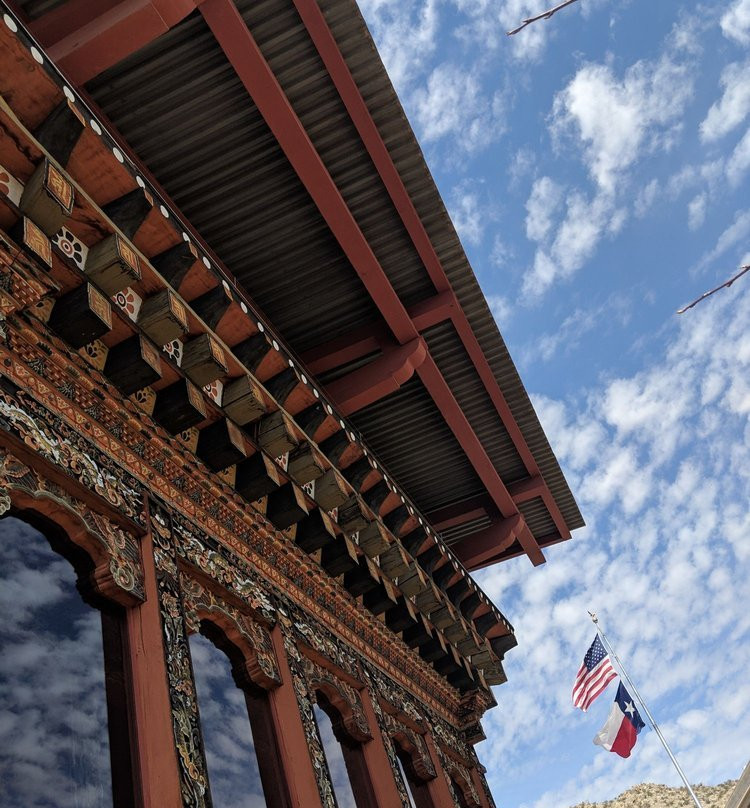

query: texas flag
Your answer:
[593,682,646,758]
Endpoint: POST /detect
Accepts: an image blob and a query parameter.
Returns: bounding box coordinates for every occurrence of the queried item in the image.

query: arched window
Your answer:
[313,701,359,808]
[312,690,376,808]
[188,619,289,808]
[391,729,436,808]
[395,751,419,808]
[0,513,136,807]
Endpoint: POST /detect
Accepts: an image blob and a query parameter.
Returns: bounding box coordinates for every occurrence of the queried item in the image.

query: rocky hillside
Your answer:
[569,780,738,808]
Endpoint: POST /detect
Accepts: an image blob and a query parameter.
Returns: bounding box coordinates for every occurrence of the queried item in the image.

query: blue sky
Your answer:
[358,0,750,806]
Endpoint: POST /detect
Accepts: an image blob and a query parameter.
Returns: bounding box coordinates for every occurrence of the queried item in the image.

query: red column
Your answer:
[266,626,324,808]
[423,733,459,808]
[125,532,183,808]
[358,688,407,807]
[470,766,493,808]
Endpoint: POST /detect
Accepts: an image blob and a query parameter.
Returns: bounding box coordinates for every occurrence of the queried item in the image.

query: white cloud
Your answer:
[696,208,750,271]
[358,0,440,91]
[720,0,750,46]
[486,294,513,329]
[551,53,694,194]
[411,63,506,152]
[489,235,513,269]
[525,177,564,242]
[726,126,750,186]
[508,147,537,188]
[477,288,750,808]
[700,60,750,142]
[522,296,631,364]
[687,193,707,230]
[448,187,485,245]
[634,178,659,218]
[522,190,621,300]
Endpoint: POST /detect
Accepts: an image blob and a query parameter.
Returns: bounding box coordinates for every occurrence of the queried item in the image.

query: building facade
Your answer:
[0,1,583,806]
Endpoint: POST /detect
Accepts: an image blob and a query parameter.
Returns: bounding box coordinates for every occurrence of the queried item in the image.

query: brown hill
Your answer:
[569,780,738,808]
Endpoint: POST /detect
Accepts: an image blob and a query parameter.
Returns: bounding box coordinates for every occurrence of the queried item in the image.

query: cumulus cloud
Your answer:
[695,208,750,272]
[551,54,694,194]
[525,177,564,241]
[726,126,750,186]
[720,0,750,46]
[700,60,750,142]
[522,189,624,300]
[448,186,485,246]
[411,63,506,152]
[486,294,513,330]
[521,296,631,364]
[357,0,440,92]
[687,193,707,230]
[476,288,750,808]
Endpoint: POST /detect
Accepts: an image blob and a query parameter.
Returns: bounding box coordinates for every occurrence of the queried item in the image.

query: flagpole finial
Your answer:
[588,610,598,624]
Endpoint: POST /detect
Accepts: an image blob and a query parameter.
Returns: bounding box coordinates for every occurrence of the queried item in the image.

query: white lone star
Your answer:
[624,701,636,717]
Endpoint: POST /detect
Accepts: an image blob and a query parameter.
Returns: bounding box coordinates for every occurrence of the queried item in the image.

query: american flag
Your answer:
[572,635,617,711]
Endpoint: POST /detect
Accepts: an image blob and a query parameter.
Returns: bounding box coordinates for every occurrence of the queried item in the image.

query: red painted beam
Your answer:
[302,328,384,376]
[417,357,518,518]
[44,0,198,84]
[408,290,456,331]
[508,475,546,503]
[290,0,571,544]
[201,0,414,346]
[301,292,454,375]
[453,515,523,571]
[325,337,426,416]
[30,0,122,47]
[200,0,543,565]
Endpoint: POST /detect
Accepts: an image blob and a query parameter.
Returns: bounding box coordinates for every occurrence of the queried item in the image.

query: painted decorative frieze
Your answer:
[0,376,144,525]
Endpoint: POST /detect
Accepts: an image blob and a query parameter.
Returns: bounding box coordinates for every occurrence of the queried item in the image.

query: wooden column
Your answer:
[358,688,407,808]
[124,531,183,808]
[423,733,460,808]
[470,766,493,808]
[266,626,324,808]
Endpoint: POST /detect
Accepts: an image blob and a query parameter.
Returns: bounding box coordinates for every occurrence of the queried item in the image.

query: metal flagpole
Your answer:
[588,611,705,808]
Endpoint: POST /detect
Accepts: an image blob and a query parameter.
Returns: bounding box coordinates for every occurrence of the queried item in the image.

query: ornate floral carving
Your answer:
[171,513,276,623]
[0,378,144,524]
[299,654,371,743]
[180,572,280,688]
[380,708,436,782]
[0,447,144,602]
[149,501,211,808]
[279,621,338,807]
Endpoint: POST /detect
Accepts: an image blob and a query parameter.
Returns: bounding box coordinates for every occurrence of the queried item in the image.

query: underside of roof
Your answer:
[11,0,584,569]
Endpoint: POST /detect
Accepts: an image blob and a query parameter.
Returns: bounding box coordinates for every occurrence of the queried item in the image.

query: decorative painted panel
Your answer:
[149,500,212,808]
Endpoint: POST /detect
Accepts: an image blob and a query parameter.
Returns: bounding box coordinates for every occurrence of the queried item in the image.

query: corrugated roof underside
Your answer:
[319,0,585,532]
[88,11,381,349]
[423,322,528,484]
[236,0,435,309]
[86,0,584,537]
[349,377,484,513]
